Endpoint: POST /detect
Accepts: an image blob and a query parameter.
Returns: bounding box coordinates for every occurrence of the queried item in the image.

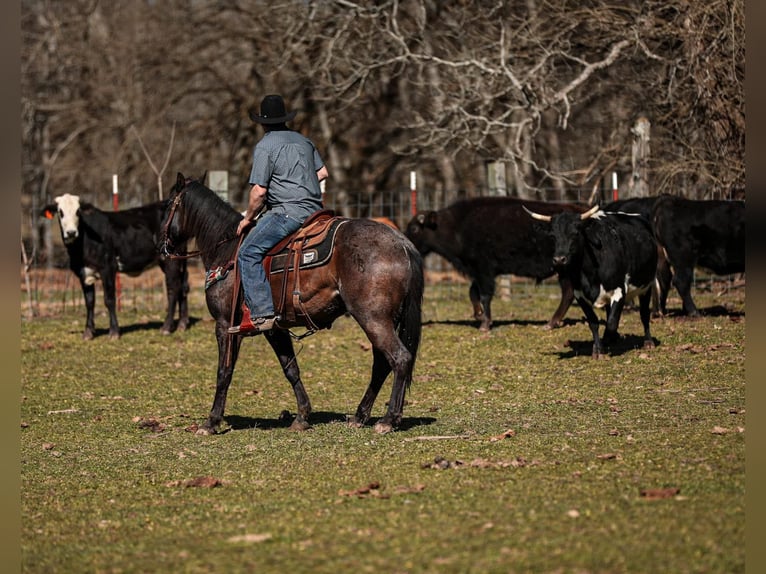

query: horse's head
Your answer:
[158,173,195,257]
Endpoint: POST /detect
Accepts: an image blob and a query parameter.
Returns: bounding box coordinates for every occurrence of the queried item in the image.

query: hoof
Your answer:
[109,332,120,340]
[373,421,394,434]
[160,328,172,336]
[643,340,656,349]
[195,426,215,436]
[289,418,311,432]
[82,331,94,341]
[347,416,364,429]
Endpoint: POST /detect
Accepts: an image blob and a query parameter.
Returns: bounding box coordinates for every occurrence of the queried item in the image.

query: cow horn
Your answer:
[522,205,551,222]
[579,204,601,220]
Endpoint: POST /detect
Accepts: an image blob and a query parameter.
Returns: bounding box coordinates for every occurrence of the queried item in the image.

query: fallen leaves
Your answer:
[640,487,680,500]
[488,428,516,442]
[165,476,223,488]
[711,425,745,435]
[422,456,531,470]
[227,533,272,544]
[338,481,426,499]
[677,342,735,354]
[134,416,167,433]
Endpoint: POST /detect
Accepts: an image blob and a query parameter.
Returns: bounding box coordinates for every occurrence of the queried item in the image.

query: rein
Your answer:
[161,183,237,260]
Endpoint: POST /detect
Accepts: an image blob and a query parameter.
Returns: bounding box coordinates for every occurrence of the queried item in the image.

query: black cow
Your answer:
[524,204,658,358]
[42,193,190,340]
[651,195,745,317]
[601,196,671,315]
[405,197,587,331]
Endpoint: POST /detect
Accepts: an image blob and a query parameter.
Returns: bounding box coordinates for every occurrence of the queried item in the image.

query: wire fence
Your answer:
[21,186,742,322]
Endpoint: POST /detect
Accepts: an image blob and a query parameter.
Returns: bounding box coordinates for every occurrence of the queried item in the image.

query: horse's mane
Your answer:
[182,180,241,255]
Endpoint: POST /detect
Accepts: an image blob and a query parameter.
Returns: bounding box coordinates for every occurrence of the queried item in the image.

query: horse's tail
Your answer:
[397,245,425,391]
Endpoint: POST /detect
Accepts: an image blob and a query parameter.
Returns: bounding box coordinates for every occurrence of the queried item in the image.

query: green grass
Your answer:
[21,281,745,573]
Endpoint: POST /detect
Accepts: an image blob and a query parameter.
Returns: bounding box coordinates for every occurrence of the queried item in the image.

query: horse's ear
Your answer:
[199,171,208,184]
[176,173,186,188]
[424,211,438,229]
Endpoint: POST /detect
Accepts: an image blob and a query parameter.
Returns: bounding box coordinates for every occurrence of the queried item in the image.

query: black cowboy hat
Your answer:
[249,94,297,124]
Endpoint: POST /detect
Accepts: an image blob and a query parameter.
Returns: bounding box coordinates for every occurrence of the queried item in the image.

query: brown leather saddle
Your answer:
[262,209,348,328]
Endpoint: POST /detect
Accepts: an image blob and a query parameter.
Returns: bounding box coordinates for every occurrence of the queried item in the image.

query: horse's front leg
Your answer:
[264,330,312,431]
[197,324,242,435]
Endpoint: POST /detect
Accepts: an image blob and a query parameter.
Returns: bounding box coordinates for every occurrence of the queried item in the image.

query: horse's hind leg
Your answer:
[349,348,391,428]
[375,341,413,433]
[351,323,413,434]
[265,330,312,431]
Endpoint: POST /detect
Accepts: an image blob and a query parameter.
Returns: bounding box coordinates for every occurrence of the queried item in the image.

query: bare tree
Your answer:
[22,0,744,261]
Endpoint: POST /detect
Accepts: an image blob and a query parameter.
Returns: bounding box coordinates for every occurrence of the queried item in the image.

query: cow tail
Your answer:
[398,245,424,391]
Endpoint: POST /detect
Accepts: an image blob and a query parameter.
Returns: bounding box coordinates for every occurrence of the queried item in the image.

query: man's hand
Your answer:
[237,216,254,236]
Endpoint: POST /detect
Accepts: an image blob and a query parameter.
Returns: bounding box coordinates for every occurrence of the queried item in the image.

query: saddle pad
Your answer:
[267,218,348,275]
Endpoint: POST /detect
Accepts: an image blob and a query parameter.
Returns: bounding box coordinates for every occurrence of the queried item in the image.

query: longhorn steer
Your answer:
[42,193,190,340]
[525,204,658,358]
[405,197,587,331]
[651,195,745,317]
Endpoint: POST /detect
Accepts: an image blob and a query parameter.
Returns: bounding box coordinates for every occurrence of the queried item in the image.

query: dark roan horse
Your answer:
[159,174,424,435]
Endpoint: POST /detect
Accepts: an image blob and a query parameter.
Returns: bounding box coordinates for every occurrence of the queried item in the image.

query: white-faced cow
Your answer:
[524,204,658,358]
[651,195,745,317]
[42,193,190,340]
[405,197,587,331]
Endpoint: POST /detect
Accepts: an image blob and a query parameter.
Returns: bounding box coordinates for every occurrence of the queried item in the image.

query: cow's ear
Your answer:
[424,211,438,229]
[41,205,57,219]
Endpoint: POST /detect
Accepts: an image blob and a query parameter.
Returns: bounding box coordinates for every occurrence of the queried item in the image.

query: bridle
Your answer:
[159,182,238,260]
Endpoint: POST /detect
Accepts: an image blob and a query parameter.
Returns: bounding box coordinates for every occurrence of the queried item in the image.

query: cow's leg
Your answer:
[177,264,190,331]
[264,330,312,431]
[602,298,625,349]
[350,348,391,429]
[545,275,574,330]
[639,287,655,349]
[101,269,120,339]
[672,265,700,317]
[160,259,188,334]
[474,277,495,332]
[78,274,97,341]
[469,281,483,321]
[198,323,243,435]
[655,249,672,316]
[578,300,604,359]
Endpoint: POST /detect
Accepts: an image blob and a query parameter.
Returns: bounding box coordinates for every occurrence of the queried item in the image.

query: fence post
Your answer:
[410,171,417,215]
[612,172,618,202]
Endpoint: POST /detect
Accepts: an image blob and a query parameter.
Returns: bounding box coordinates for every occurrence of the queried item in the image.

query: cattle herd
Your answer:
[42,191,744,359]
[404,193,745,358]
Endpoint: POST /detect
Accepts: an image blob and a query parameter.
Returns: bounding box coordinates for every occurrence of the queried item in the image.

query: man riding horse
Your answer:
[230,94,330,336]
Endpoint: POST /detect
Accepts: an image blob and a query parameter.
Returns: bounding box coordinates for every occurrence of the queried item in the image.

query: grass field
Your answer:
[21,271,745,573]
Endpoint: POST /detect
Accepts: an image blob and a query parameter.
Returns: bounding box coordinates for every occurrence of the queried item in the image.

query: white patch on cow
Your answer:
[594,285,623,308]
[83,267,100,285]
[53,194,82,244]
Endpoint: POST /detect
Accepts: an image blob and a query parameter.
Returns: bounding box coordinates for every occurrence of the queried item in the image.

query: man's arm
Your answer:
[237,183,268,236]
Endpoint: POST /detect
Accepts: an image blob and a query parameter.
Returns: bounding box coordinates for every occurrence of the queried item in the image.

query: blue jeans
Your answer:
[238,211,302,317]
